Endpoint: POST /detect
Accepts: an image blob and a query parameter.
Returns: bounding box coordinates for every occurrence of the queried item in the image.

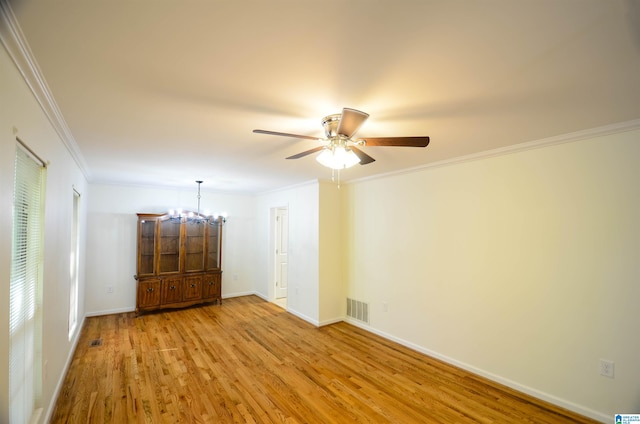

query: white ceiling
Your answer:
[8,0,640,193]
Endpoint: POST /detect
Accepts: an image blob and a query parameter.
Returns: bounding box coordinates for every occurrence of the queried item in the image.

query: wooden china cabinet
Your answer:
[134,212,223,315]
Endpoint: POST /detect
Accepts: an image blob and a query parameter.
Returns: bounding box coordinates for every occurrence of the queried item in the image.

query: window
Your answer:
[10,142,45,424]
[69,189,80,339]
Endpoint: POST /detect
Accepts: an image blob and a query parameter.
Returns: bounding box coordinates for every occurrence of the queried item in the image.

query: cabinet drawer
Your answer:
[203,273,221,300]
[137,279,161,308]
[161,277,183,304]
[183,275,202,301]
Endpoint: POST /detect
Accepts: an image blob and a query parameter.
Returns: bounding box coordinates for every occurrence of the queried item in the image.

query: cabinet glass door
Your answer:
[159,219,181,273]
[206,223,221,270]
[138,220,156,275]
[185,222,205,272]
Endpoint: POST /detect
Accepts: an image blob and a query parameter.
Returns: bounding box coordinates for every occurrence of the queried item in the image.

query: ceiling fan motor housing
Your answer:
[322,114,342,138]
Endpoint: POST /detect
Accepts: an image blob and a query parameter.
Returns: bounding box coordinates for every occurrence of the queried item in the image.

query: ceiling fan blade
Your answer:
[350,146,376,165]
[253,129,322,141]
[360,136,430,147]
[337,108,369,138]
[286,146,326,160]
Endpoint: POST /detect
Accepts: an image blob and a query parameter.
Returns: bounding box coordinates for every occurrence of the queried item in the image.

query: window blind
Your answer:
[10,144,45,424]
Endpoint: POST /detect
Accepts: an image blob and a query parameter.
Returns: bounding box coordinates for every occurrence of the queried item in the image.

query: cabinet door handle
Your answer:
[209,281,214,286]
[147,287,154,292]
[170,285,176,290]
[190,283,196,288]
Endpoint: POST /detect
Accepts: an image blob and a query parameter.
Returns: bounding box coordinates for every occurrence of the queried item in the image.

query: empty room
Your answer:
[1,0,639,422]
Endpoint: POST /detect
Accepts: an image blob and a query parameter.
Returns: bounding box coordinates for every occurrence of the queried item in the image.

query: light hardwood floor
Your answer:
[51,296,598,423]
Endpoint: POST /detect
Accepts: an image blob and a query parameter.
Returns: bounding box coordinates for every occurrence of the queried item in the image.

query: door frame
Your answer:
[268,205,289,302]
[274,207,288,299]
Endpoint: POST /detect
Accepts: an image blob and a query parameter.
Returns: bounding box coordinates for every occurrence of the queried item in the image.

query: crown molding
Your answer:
[0,0,91,179]
[348,118,640,186]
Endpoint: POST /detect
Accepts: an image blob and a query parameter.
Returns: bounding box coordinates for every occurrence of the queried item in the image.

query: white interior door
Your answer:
[275,207,288,299]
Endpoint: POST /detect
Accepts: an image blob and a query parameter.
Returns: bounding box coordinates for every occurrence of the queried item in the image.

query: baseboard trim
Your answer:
[285,308,319,327]
[223,290,260,299]
[85,306,136,317]
[344,318,608,423]
[84,292,261,316]
[42,314,86,424]
[237,292,323,326]
[318,316,343,327]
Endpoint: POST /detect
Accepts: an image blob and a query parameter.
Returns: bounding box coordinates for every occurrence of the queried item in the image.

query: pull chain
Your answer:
[330,168,342,189]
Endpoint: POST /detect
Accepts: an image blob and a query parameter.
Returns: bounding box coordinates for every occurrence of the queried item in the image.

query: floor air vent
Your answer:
[346,298,369,324]
[89,339,103,347]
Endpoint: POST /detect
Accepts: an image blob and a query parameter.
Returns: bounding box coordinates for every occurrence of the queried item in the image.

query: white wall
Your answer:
[256,181,321,324]
[253,180,346,326]
[84,183,257,315]
[342,129,640,421]
[1,41,88,423]
[318,181,344,325]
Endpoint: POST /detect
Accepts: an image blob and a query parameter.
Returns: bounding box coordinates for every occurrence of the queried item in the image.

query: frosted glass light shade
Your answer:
[316,146,361,169]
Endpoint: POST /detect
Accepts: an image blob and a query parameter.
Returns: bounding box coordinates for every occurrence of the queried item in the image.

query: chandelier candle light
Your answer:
[168,180,227,224]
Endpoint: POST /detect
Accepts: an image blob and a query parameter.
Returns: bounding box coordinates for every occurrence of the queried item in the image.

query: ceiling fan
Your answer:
[253,108,430,169]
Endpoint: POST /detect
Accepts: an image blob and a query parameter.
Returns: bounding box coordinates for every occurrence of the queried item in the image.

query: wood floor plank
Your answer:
[51,295,599,423]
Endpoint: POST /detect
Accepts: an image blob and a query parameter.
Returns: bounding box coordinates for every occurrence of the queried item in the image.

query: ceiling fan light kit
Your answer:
[253,107,430,172]
[316,144,361,169]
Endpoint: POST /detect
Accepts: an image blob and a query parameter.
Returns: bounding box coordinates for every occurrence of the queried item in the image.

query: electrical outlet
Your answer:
[382,301,388,312]
[599,359,614,378]
[106,286,114,294]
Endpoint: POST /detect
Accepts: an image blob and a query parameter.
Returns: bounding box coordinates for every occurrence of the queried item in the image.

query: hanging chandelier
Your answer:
[168,180,227,224]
